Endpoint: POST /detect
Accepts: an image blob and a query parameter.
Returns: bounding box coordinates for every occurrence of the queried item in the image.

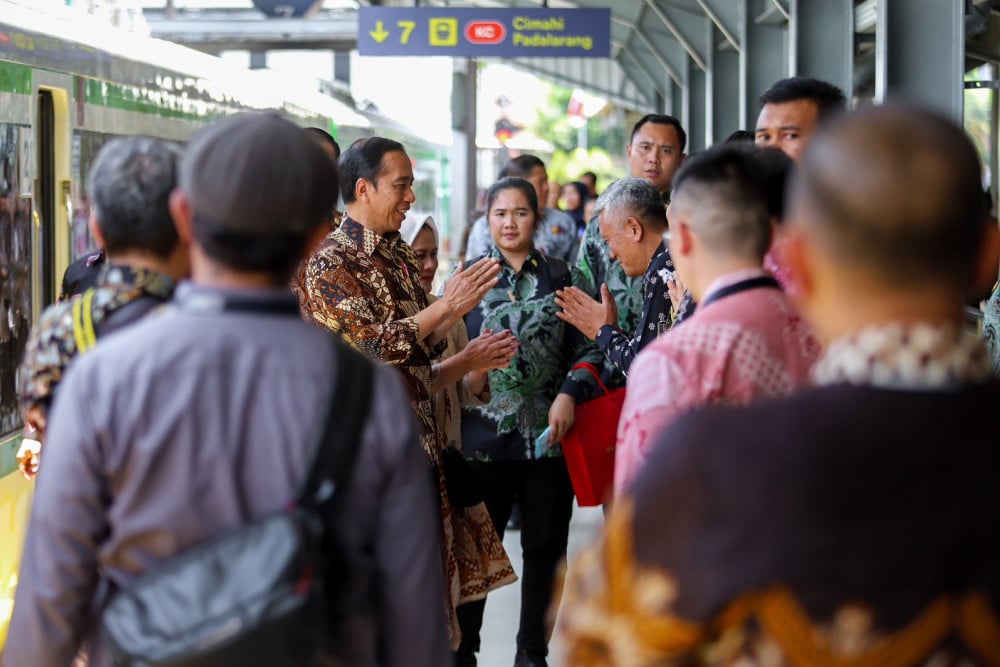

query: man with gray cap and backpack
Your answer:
[3,112,449,667]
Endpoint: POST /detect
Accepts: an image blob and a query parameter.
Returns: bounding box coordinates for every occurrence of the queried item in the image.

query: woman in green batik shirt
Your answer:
[446,177,602,667]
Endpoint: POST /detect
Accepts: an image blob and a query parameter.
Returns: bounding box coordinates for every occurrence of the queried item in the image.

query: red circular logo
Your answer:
[465,21,506,45]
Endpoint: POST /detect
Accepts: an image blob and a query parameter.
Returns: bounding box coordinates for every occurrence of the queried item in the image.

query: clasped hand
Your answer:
[554,284,619,340]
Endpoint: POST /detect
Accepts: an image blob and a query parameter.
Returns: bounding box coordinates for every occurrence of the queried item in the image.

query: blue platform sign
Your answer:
[357,7,610,58]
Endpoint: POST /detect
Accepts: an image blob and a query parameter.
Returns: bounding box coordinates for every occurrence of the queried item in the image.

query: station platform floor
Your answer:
[478,504,604,667]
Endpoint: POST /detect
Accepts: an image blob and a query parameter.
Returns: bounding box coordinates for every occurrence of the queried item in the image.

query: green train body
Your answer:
[0,2,449,646]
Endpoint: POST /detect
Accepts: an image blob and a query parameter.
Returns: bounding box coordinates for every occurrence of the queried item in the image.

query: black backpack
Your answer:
[100,339,374,666]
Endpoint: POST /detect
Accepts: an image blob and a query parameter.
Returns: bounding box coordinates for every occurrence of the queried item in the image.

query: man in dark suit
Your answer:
[556,104,1000,666]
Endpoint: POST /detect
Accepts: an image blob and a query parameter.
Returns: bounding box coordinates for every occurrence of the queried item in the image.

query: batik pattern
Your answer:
[19,265,175,419]
[595,242,692,376]
[298,217,445,460]
[432,303,518,604]
[453,247,602,462]
[980,288,1000,377]
[297,217,472,646]
[576,215,644,343]
[813,322,993,389]
[557,500,1000,667]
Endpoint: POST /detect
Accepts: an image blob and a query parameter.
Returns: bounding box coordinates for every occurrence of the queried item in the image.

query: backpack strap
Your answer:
[72,288,167,354]
[71,288,98,354]
[298,339,375,508]
[96,294,164,338]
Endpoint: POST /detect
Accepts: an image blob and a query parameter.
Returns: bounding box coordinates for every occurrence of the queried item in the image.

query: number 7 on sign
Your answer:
[398,21,415,44]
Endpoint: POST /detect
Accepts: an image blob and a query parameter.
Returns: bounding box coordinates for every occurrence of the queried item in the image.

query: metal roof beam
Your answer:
[612,11,643,99]
[512,59,652,111]
[143,8,358,52]
[769,0,791,22]
[643,0,708,71]
[612,16,685,87]
[633,29,685,88]
[614,39,668,99]
[696,0,741,52]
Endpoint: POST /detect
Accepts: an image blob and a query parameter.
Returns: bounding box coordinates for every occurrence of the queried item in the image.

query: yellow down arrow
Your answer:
[370,21,390,43]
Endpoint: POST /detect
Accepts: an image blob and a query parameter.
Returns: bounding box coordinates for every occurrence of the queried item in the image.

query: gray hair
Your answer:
[88,136,181,259]
[593,177,667,230]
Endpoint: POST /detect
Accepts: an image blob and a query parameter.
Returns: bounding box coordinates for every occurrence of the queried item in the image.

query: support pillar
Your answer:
[449,58,477,260]
[744,0,789,128]
[791,0,852,97]
[712,33,742,138]
[876,0,964,122]
[333,51,350,86]
[689,60,708,152]
[669,80,684,121]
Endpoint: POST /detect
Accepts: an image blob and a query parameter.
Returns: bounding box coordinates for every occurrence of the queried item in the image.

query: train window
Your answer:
[71,131,116,259]
[0,123,34,436]
[70,132,185,260]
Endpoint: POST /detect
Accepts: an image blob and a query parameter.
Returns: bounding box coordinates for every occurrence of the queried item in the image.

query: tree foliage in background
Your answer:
[528,79,628,195]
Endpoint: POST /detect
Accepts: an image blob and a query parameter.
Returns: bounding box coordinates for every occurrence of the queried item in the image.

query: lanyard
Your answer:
[699,276,782,309]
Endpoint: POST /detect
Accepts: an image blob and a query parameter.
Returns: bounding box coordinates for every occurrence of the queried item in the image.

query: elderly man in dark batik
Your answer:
[297,136,507,651]
[575,115,688,381]
[556,177,684,376]
[557,106,1000,667]
[17,137,188,477]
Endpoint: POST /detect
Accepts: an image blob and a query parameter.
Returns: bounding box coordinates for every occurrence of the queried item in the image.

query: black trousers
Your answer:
[456,457,575,658]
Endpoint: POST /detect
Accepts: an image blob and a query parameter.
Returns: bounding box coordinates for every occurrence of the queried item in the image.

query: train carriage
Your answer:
[0,1,449,646]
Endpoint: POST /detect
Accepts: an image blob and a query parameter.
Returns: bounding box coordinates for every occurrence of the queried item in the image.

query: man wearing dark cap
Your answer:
[3,113,449,667]
[556,105,1000,665]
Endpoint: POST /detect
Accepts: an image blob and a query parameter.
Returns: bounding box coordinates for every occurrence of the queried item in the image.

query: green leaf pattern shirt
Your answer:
[453,247,603,462]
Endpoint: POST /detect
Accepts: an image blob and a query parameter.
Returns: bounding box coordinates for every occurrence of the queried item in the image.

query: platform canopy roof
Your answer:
[145,0,1000,120]
[402,0,760,113]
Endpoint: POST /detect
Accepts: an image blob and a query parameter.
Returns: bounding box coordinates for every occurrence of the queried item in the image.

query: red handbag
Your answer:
[561,362,626,506]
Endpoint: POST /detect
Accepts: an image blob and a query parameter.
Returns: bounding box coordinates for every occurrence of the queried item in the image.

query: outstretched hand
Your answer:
[462,328,518,373]
[555,284,618,341]
[443,257,501,317]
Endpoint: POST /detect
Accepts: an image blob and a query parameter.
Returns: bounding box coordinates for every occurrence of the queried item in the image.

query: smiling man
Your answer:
[297,136,505,650]
[754,77,846,162]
